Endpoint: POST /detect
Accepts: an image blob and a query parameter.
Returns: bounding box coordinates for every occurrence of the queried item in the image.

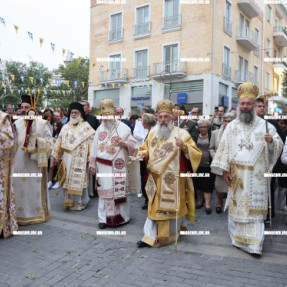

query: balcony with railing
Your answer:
[236,26,259,51]
[108,29,123,44]
[224,17,232,36]
[235,70,257,85]
[222,63,232,80]
[273,26,287,47]
[162,14,181,33]
[273,60,287,75]
[152,60,187,79]
[100,68,128,84]
[133,22,151,39]
[237,0,260,18]
[132,66,150,79]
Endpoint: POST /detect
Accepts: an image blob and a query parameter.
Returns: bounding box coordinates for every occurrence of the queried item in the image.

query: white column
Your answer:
[151,81,164,110]
[119,85,131,115]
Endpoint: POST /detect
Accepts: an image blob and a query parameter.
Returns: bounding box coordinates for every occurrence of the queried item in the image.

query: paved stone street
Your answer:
[1,189,287,287]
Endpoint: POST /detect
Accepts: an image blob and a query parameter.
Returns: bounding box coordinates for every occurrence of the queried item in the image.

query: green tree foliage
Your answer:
[0,60,52,108]
[56,58,89,102]
[282,70,287,98]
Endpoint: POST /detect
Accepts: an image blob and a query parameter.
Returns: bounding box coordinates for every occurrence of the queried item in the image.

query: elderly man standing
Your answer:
[136,100,202,247]
[90,99,137,229]
[14,94,52,225]
[51,102,95,211]
[0,110,18,237]
[211,82,283,255]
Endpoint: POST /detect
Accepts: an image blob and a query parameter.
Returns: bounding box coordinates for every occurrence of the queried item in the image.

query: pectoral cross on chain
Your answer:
[238,139,245,151]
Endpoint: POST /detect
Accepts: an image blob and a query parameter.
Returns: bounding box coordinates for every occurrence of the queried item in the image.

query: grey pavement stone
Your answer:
[1,193,287,287]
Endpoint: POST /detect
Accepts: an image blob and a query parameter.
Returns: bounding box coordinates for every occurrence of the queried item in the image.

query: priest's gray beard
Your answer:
[157,121,173,140]
[70,115,82,125]
[103,120,115,130]
[237,106,256,124]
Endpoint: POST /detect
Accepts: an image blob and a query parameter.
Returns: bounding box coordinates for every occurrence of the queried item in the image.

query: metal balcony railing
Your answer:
[133,22,151,37]
[162,14,181,30]
[274,26,287,36]
[100,68,128,82]
[235,70,257,84]
[237,26,259,46]
[153,60,187,75]
[222,63,232,79]
[108,29,123,42]
[224,17,232,36]
[132,66,150,79]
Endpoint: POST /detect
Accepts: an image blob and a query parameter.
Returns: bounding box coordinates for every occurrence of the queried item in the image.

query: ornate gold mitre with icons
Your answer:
[156,99,174,114]
[172,108,185,117]
[237,81,259,101]
[257,92,273,103]
[99,99,114,115]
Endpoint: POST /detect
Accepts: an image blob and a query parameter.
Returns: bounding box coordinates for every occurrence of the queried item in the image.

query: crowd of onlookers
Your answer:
[2,100,287,219]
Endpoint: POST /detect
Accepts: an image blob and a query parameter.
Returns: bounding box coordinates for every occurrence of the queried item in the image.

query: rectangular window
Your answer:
[224,46,230,66]
[135,50,148,78]
[165,0,179,17]
[164,44,178,72]
[255,28,259,44]
[163,0,180,30]
[134,5,150,36]
[266,39,271,56]
[265,72,270,89]
[267,5,272,24]
[109,13,123,42]
[225,0,232,21]
[254,66,258,84]
[109,54,121,80]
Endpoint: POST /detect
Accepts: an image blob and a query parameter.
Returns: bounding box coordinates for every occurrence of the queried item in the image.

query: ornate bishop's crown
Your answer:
[156,99,174,114]
[99,99,114,115]
[237,81,259,101]
[258,92,273,102]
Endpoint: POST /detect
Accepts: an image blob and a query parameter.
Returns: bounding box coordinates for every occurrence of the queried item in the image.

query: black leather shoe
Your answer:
[98,223,107,229]
[196,202,204,209]
[137,240,150,248]
[205,208,212,215]
[142,202,148,210]
[216,207,222,214]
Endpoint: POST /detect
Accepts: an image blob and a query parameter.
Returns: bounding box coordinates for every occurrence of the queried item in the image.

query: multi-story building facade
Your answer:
[89,0,287,115]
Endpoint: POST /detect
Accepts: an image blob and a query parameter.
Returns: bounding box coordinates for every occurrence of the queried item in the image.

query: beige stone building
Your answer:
[89,0,287,115]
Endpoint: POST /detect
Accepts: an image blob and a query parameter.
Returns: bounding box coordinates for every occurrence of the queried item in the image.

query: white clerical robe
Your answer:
[211,116,283,254]
[14,118,52,225]
[90,121,136,226]
[52,120,95,209]
[0,112,18,237]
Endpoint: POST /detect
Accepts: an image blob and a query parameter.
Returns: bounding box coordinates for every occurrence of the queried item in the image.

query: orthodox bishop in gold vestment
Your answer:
[137,100,202,247]
[14,94,52,225]
[51,102,95,211]
[0,111,18,237]
[211,82,283,255]
[90,99,137,229]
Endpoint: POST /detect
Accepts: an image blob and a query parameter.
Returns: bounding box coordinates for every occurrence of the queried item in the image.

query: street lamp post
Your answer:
[160,70,172,101]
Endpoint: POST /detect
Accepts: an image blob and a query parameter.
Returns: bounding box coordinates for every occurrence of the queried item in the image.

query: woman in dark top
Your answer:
[193,119,214,214]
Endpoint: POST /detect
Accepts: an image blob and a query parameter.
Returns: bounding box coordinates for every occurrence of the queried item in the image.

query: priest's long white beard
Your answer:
[157,121,173,140]
[103,120,115,130]
[237,106,256,124]
[70,115,82,125]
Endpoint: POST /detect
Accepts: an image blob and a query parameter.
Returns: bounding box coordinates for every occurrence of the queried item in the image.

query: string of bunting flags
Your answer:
[0,71,170,96]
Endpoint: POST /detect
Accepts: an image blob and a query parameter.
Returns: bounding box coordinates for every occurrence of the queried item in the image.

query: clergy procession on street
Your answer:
[1,81,287,257]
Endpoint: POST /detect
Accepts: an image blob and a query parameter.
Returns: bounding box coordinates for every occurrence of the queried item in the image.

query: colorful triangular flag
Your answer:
[27,31,33,41]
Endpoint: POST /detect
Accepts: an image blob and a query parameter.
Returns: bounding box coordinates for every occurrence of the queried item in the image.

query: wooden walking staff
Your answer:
[260,92,273,240]
[174,109,185,251]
